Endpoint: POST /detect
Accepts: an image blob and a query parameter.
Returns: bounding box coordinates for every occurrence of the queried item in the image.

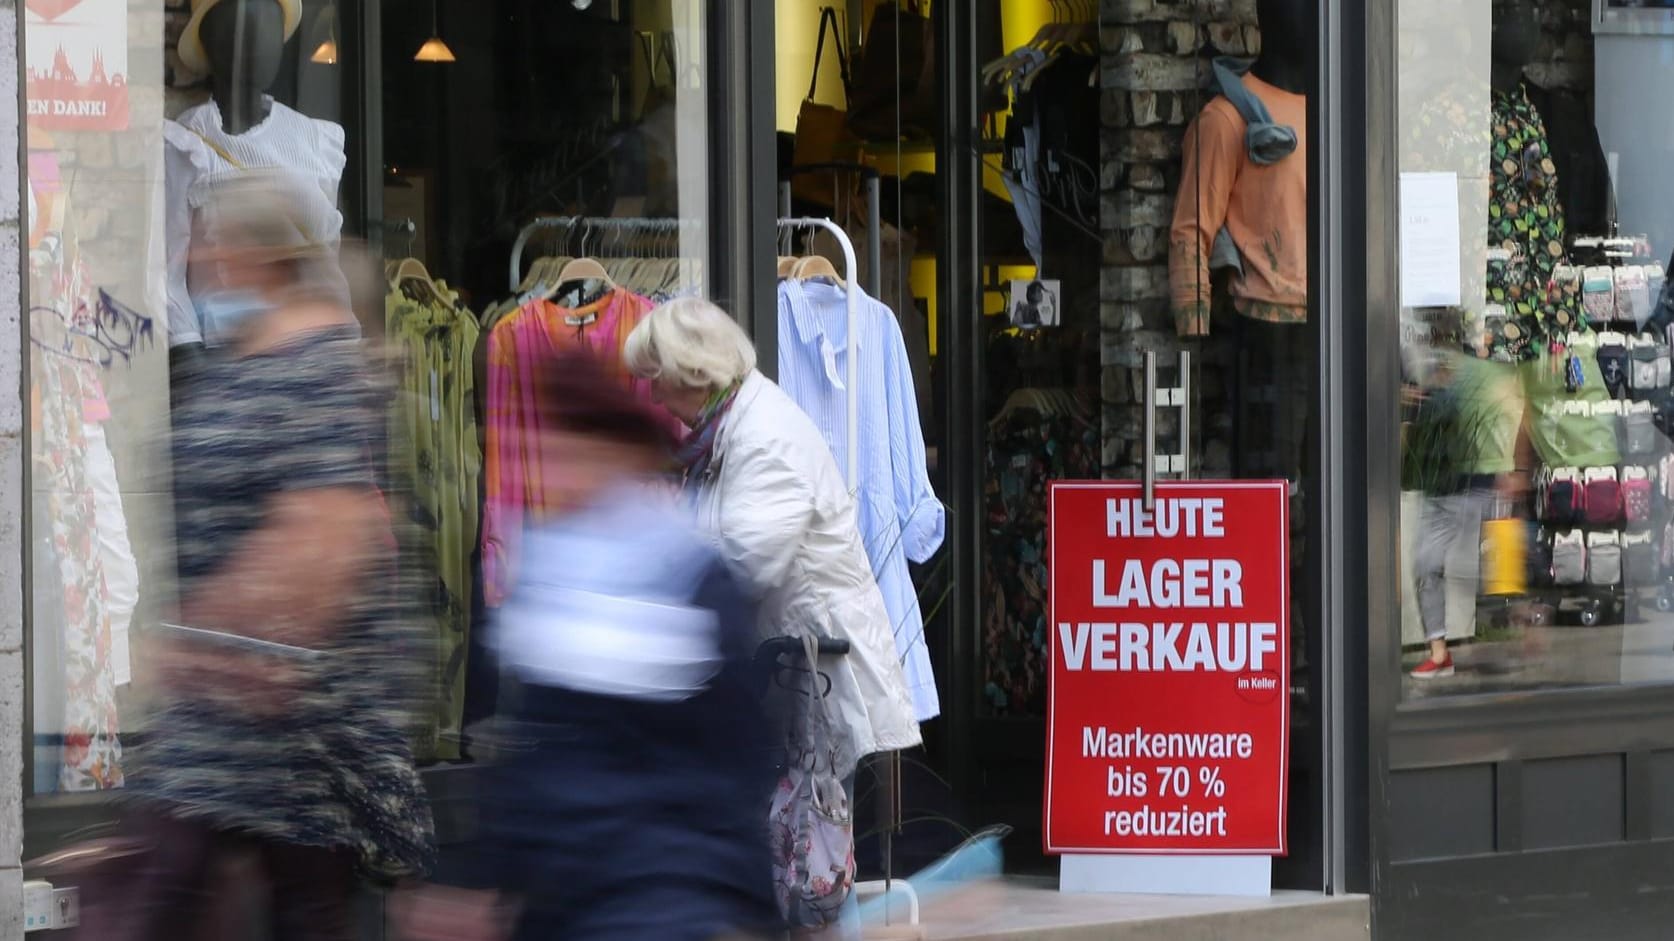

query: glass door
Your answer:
[964,0,1326,886]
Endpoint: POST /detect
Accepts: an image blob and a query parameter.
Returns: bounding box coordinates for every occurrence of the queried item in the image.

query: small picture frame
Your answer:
[1009,278,1061,329]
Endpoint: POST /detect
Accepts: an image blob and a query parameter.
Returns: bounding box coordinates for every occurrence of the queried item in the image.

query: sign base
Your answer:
[1060,854,1271,897]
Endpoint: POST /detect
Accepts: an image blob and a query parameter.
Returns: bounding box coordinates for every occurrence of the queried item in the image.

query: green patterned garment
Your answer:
[386,280,482,762]
[1477,83,1580,362]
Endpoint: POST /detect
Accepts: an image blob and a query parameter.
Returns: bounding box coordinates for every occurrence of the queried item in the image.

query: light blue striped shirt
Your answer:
[777,279,946,721]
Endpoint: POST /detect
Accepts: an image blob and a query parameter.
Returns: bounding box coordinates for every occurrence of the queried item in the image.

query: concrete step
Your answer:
[861,878,1369,941]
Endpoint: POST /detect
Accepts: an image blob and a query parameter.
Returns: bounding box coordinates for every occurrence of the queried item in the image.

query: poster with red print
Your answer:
[26,0,129,131]
[1044,481,1290,855]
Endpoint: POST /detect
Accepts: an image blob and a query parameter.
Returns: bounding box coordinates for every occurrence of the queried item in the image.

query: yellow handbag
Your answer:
[1481,500,1527,598]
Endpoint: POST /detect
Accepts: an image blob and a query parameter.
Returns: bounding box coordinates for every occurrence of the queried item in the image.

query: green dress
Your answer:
[386,279,483,761]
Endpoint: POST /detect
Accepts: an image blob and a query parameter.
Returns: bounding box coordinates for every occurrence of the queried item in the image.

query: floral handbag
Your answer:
[766,634,856,928]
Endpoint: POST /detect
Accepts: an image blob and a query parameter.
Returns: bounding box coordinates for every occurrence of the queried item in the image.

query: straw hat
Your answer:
[178,0,302,76]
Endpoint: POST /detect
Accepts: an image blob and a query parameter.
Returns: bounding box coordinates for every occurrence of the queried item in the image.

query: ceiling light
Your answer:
[310,39,338,65]
[414,37,456,63]
[414,0,456,63]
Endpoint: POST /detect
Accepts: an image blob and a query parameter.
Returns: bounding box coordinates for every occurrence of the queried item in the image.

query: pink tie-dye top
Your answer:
[482,288,683,605]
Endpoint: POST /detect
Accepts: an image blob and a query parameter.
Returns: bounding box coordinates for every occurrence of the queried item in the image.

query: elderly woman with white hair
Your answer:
[623,296,922,782]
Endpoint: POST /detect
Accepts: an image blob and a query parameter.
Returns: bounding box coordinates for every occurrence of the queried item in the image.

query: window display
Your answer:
[1399,0,1674,695]
[25,0,715,793]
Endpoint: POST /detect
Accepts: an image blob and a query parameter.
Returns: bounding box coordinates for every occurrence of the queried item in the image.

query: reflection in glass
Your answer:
[1399,0,1674,697]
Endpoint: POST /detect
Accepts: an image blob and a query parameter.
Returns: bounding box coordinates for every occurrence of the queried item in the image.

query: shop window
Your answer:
[22,0,715,801]
[977,0,1317,721]
[1397,0,1674,697]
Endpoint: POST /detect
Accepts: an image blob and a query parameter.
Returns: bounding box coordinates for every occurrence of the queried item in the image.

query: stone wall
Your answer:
[0,0,25,932]
[1098,0,1257,479]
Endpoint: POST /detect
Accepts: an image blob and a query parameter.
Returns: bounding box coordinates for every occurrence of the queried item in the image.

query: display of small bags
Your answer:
[1529,527,1555,588]
[1552,529,1588,585]
[1542,466,1586,524]
[1618,266,1652,326]
[1624,465,1655,524]
[1649,263,1667,307]
[1585,466,1623,526]
[1588,531,1623,586]
[1623,401,1659,456]
[1624,530,1658,583]
[1583,266,1616,325]
[1597,331,1630,399]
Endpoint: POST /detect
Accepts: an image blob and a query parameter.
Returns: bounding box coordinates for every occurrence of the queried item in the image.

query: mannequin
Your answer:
[1249,0,1309,95]
[1493,0,1611,242]
[1474,0,1588,362]
[1166,0,1310,470]
[1166,0,1312,690]
[1167,0,1309,339]
[165,0,347,401]
[199,0,286,135]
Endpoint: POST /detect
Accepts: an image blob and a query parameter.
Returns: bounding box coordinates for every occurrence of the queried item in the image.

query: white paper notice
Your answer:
[1399,172,1463,309]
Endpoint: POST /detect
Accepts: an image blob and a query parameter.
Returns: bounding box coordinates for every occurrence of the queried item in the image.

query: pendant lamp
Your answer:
[309,7,339,64]
[414,0,456,63]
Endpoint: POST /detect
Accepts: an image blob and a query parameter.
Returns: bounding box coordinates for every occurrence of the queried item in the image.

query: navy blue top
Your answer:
[480,490,778,941]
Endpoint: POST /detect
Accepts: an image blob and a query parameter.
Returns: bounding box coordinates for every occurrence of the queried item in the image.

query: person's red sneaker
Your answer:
[1410,654,1455,679]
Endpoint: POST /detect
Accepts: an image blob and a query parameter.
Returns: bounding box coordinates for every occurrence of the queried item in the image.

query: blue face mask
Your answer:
[195,289,272,347]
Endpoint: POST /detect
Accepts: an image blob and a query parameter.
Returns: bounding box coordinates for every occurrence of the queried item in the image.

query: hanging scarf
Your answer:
[676,382,741,489]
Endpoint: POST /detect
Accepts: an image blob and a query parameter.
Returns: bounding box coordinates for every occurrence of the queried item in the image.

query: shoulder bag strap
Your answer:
[808,7,851,103]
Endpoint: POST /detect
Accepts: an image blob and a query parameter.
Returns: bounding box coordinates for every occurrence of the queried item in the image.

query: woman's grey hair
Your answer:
[624,298,757,393]
[203,169,342,298]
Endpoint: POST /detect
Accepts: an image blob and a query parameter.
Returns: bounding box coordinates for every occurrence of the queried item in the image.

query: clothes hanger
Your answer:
[793,254,844,287]
[777,256,800,278]
[391,257,432,287]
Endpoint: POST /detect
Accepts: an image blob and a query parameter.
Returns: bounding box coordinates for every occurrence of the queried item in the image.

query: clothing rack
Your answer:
[778,216,861,488]
[509,216,704,292]
[777,215,918,931]
[779,164,883,300]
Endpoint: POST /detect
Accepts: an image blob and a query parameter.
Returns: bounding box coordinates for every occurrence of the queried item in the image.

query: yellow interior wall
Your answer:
[776,1,852,132]
[775,1,1075,355]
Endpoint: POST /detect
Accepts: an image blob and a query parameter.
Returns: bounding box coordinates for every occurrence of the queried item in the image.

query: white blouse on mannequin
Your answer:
[163,96,348,348]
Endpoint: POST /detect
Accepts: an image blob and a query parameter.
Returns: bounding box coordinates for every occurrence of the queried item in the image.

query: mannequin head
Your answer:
[201,0,286,96]
[1253,0,1310,94]
[1492,0,1540,71]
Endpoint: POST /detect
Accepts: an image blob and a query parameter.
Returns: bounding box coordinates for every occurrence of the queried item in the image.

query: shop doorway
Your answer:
[768,0,1332,889]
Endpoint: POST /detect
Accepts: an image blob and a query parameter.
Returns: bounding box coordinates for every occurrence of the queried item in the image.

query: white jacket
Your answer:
[694,371,922,774]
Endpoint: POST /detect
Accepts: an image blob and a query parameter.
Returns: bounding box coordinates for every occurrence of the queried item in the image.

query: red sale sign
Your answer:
[1045,481,1289,856]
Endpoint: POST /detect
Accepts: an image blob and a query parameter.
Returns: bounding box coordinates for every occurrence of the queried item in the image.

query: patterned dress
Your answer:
[980,406,1098,716]
[127,326,435,882]
[385,280,482,762]
[1478,83,1580,362]
[29,247,124,793]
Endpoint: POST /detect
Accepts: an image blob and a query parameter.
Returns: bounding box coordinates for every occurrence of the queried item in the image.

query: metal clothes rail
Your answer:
[509,216,704,292]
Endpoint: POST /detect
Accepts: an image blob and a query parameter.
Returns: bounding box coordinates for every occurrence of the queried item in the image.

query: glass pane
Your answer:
[1398,0,1674,697]
[25,0,355,795]
[380,0,712,760]
[23,0,715,798]
[977,1,1105,719]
